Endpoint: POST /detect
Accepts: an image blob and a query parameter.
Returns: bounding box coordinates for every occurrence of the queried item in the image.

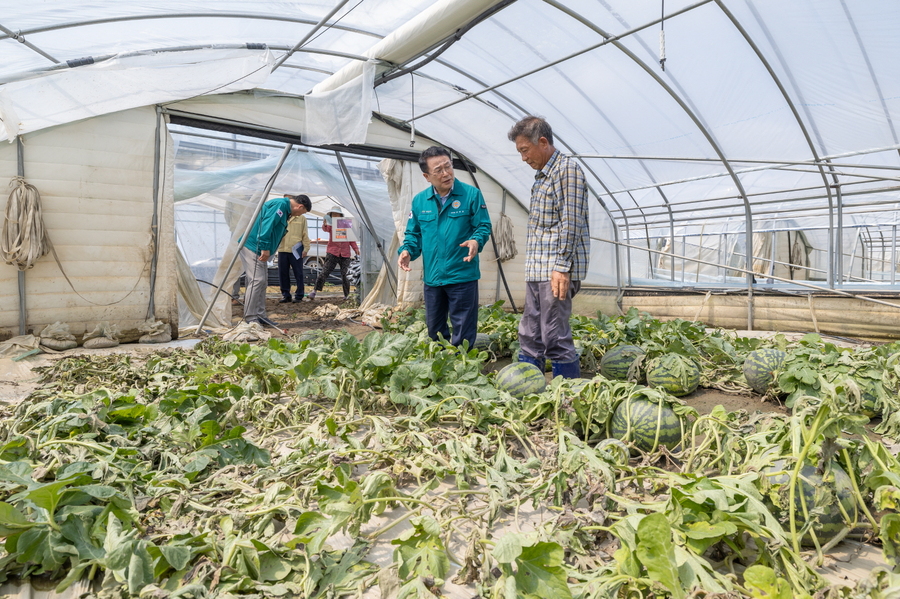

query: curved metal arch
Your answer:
[838,0,898,145]
[530,0,757,298]
[0,44,371,86]
[542,0,688,283]
[0,12,383,44]
[600,5,759,306]
[725,0,839,287]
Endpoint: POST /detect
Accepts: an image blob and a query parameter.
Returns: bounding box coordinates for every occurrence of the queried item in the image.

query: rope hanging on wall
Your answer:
[494,212,517,262]
[1,176,49,270]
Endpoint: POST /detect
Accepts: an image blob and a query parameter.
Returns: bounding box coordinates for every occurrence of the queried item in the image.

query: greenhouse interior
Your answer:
[2,1,900,598]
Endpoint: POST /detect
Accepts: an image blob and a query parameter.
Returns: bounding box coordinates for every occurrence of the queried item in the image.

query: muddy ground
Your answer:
[231,285,373,338]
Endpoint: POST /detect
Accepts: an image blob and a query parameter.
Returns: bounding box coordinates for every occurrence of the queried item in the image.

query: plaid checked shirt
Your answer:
[525,150,590,281]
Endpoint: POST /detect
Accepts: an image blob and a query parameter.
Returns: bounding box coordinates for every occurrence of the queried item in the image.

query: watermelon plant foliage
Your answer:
[0,308,898,598]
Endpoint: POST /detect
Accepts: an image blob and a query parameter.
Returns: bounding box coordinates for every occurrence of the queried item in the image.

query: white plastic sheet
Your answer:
[304,60,375,146]
[0,48,273,141]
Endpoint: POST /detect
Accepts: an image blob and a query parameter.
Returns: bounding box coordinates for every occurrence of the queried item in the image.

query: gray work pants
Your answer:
[240,247,268,322]
[518,279,581,363]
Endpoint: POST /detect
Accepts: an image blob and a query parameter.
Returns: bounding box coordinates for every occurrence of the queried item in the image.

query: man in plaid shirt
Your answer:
[508,116,589,379]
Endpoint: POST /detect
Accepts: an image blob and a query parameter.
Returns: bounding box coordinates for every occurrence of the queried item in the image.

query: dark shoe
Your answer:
[518,353,545,370]
[278,296,292,303]
[551,359,581,379]
[294,296,304,302]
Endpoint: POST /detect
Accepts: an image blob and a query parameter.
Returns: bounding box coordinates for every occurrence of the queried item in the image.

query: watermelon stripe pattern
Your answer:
[646,354,700,397]
[495,362,547,397]
[743,348,787,394]
[600,345,645,381]
[609,396,685,452]
[764,460,857,547]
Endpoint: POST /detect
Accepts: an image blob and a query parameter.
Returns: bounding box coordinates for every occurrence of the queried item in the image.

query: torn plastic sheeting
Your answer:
[303,60,375,146]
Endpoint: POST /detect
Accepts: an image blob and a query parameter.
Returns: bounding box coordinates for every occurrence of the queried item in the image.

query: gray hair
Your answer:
[507,116,554,146]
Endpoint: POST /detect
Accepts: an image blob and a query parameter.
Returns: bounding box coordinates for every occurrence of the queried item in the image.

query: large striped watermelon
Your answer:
[763,459,857,547]
[609,395,686,452]
[743,349,787,394]
[495,362,547,397]
[599,345,645,381]
[646,353,700,397]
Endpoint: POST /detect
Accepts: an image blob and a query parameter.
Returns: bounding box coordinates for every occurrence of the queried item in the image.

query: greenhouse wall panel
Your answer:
[0,107,177,341]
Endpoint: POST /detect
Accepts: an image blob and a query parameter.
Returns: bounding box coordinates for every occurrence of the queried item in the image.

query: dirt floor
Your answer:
[232,285,373,338]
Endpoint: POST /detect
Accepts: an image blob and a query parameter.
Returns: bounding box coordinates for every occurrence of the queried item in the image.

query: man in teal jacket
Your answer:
[239,194,311,324]
[398,146,492,348]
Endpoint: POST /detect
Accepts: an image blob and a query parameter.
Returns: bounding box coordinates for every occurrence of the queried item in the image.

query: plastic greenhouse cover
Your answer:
[1,0,899,239]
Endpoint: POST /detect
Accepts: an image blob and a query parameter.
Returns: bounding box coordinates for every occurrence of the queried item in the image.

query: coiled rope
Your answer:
[1,176,48,270]
[493,212,517,263]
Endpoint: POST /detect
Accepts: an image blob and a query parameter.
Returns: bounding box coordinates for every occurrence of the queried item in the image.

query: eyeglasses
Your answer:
[430,163,453,175]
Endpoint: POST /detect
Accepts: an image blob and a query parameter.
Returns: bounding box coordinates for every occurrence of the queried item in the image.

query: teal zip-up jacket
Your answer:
[242,197,292,254]
[399,179,492,287]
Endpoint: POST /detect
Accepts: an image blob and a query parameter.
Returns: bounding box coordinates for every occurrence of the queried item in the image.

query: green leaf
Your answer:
[127,540,154,594]
[16,528,75,571]
[492,533,525,563]
[635,513,685,599]
[513,542,571,599]
[159,545,191,571]
[0,502,34,536]
[880,513,900,569]
[391,516,449,581]
[27,479,77,519]
[259,552,292,582]
[292,511,331,555]
[743,564,792,599]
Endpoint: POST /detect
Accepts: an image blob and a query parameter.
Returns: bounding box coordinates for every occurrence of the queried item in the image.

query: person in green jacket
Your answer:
[398,146,492,348]
[239,194,311,324]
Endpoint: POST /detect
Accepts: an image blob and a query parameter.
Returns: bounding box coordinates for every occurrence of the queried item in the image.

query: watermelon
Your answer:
[743,348,787,394]
[763,459,857,546]
[854,376,880,418]
[473,332,492,351]
[599,345,645,381]
[609,395,685,452]
[646,353,700,397]
[495,362,547,397]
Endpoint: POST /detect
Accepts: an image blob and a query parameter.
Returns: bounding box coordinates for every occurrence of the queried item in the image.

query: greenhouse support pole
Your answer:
[195,143,293,333]
[835,182,844,284]
[147,106,162,321]
[495,190,506,303]
[892,224,896,286]
[456,155,518,313]
[334,152,397,293]
[16,136,25,335]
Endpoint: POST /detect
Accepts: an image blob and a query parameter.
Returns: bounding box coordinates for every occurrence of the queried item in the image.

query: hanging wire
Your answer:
[659,0,667,71]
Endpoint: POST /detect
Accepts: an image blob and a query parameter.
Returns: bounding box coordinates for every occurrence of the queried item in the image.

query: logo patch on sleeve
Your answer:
[481,204,487,209]
[276,209,284,217]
